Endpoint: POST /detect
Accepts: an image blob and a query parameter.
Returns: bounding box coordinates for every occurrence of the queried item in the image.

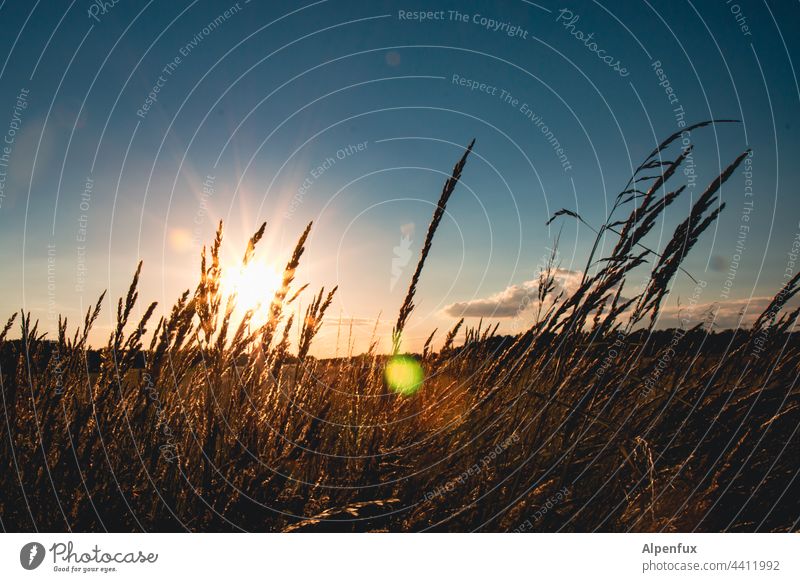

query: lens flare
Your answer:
[385,355,424,396]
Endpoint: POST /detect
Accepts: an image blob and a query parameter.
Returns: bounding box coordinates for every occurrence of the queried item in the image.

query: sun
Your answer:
[220,260,282,326]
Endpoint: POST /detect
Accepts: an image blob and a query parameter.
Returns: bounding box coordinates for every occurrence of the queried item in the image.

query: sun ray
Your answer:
[220,259,281,328]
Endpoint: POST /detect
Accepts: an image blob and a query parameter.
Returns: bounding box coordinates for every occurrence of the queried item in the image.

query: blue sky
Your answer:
[0,0,798,353]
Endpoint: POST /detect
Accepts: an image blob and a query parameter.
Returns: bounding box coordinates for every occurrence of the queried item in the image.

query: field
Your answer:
[1,122,798,532]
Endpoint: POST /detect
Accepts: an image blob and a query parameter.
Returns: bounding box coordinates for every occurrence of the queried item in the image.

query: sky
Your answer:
[0,0,798,355]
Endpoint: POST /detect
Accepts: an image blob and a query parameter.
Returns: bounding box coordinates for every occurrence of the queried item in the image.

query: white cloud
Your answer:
[443,268,582,318]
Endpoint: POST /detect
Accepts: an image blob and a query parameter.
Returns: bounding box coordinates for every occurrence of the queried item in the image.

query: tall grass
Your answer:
[0,125,798,532]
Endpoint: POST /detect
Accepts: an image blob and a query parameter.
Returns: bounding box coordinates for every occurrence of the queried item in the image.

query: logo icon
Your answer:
[391,223,415,291]
[20,542,46,570]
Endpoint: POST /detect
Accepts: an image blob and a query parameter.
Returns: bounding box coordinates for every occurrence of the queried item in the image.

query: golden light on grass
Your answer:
[7,133,788,534]
[385,354,425,396]
[221,259,281,326]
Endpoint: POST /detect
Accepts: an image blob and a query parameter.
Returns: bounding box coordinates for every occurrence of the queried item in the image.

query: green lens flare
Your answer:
[385,355,425,396]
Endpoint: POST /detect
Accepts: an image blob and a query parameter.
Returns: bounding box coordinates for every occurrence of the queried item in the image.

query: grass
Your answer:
[1,123,798,532]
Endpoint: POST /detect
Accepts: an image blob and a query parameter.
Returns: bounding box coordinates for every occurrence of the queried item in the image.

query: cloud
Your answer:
[443,272,800,330]
[443,268,582,318]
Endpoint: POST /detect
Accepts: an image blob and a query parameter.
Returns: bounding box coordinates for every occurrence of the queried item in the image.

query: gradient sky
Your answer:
[0,0,798,355]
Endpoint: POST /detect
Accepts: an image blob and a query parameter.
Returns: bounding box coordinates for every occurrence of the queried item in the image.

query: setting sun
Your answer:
[220,260,282,325]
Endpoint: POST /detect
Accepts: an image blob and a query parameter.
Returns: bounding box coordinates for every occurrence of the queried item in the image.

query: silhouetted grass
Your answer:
[1,127,797,532]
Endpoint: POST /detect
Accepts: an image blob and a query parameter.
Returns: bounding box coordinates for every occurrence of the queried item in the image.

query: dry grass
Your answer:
[1,125,798,532]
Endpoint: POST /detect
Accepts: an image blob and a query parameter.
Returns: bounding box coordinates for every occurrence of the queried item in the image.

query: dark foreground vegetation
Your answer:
[1,123,798,532]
